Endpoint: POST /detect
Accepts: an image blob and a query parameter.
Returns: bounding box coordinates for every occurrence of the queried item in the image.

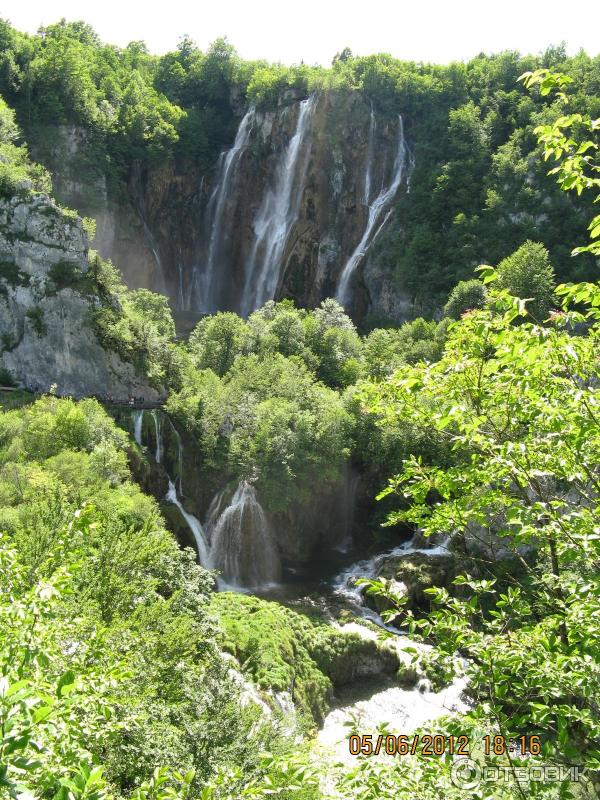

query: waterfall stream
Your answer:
[193,108,256,313]
[240,96,316,316]
[336,115,409,307]
[151,410,163,464]
[132,410,279,587]
[166,479,209,564]
[206,481,282,588]
[363,108,376,205]
[132,409,144,447]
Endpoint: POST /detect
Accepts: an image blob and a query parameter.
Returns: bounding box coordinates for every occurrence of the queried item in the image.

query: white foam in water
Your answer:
[318,672,468,764]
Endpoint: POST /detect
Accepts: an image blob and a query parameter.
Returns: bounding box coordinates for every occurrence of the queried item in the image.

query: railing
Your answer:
[0,387,165,410]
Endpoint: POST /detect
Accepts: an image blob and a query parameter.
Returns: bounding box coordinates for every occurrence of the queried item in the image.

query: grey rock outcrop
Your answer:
[0,193,160,400]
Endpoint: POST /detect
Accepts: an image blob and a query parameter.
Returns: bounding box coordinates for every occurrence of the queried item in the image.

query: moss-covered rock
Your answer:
[210,592,403,727]
[373,553,458,616]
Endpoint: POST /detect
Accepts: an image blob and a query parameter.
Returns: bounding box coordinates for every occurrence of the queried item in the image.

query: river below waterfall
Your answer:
[253,537,468,758]
[130,408,468,749]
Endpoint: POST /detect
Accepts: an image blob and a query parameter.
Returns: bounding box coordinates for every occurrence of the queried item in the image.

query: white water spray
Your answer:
[241,97,316,316]
[336,115,409,307]
[206,481,281,587]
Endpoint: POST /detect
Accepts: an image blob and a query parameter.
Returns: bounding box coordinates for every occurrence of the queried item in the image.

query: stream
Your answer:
[131,409,469,753]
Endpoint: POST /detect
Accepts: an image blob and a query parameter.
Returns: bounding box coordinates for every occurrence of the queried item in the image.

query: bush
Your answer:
[48,259,82,288]
[25,306,47,337]
[496,241,556,321]
[443,278,488,319]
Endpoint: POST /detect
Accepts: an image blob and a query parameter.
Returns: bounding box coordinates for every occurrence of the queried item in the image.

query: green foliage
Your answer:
[0,396,299,796]
[189,312,250,376]
[211,592,396,727]
[520,68,600,257]
[91,264,181,388]
[361,273,600,783]
[496,240,556,320]
[0,93,52,196]
[25,305,47,336]
[167,351,352,512]
[0,258,29,288]
[443,278,487,319]
[48,258,82,288]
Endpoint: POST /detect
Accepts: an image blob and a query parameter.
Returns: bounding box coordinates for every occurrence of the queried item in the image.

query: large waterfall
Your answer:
[240,96,316,317]
[336,115,409,307]
[205,481,282,587]
[191,108,256,313]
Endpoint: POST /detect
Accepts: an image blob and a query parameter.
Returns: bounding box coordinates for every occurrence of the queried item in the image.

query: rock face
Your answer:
[0,193,160,399]
[34,92,413,324]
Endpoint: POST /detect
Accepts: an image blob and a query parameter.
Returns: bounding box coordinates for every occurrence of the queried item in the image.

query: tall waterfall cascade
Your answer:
[192,107,256,313]
[336,115,410,306]
[131,410,279,588]
[240,96,317,316]
[179,95,410,318]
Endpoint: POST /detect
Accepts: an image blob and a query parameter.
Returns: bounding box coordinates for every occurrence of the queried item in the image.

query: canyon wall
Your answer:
[34,91,414,323]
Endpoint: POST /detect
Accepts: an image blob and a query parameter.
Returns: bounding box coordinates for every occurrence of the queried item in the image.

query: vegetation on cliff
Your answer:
[0,395,317,798]
[0,18,599,302]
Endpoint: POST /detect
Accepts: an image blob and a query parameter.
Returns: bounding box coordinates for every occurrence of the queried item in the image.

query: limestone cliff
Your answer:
[0,191,161,399]
[32,91,413,323]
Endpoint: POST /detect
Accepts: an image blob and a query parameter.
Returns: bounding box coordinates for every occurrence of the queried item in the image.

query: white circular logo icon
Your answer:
[451,758,482,790]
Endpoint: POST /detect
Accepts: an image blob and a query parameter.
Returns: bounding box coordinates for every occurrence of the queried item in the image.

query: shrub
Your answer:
[443,278,488,319]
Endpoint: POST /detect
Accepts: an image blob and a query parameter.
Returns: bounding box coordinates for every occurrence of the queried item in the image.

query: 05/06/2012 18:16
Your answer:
[348,734,542,758]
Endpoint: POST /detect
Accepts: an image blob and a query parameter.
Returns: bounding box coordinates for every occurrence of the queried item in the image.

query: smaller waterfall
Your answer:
[151,410,163,464]
[336,115,409,307]
[166,480,210,565]
[131,409,209,564]
[206,481,281,587]
[363,108,376,205]
[331,535,451,629]
[241,96,316,316]
[132,410,144,446]
[196,108,256,313]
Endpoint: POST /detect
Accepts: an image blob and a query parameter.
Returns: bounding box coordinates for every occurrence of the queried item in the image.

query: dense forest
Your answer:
[0,18,599,309]
[0,16,600,800]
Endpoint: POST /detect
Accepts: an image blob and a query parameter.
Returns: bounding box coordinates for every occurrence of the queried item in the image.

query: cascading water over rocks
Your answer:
[205,481,282,587]
[133,410,280,588]
[167,93,411,319]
